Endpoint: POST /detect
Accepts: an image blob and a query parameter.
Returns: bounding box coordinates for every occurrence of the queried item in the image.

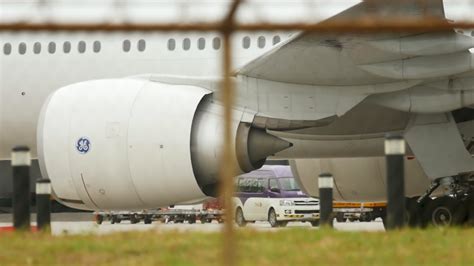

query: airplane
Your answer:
[0,0,473,227]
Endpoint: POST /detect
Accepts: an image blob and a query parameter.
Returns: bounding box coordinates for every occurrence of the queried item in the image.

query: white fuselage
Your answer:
[0,32,291,159]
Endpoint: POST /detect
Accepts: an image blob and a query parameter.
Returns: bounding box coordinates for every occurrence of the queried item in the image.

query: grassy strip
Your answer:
[0,228,473,265]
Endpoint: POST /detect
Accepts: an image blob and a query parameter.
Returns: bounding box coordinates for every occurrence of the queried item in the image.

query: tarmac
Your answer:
[0,213,385,235]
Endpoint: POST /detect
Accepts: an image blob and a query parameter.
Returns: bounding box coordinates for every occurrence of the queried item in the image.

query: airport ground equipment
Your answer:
[318,173,333,227]
[385,135,406,230]
[12,146,31,231]
[94,208,225,225]
[333,202,386,223]
[406,174,474,227]
[36,179,51,231]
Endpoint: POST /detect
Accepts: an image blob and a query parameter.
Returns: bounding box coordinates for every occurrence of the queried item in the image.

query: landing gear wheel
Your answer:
[268,209,279,228]
[235,208,247,227]
[423,197,467,227]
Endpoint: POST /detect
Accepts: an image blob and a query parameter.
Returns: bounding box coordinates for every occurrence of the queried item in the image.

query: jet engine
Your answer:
[37,79,291,210]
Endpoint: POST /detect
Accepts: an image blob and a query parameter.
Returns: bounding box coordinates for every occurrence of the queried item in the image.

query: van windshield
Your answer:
[279,177,300,191]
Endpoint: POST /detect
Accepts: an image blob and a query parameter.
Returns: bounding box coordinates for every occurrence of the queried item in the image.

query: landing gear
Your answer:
[403,175,474,228]
[423,196,466,226]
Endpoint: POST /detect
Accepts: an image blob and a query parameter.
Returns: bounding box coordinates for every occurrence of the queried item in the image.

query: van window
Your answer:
[269,179,279,190]
[279,177,300,191]
[238,178,265,193]
[237,178,249,192]
[257,179,266,192]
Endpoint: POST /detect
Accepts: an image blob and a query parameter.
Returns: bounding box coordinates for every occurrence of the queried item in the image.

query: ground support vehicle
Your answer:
[234,166,321,228]
[94,208,225,225]
[333,202,386,222]
[199,209,224,224]
[94,211,155,224]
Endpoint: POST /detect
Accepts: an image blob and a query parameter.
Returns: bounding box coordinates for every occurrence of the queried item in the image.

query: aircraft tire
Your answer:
[423,196,467,227]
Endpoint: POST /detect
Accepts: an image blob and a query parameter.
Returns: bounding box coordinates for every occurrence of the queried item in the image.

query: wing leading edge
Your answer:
[236,0,474,87]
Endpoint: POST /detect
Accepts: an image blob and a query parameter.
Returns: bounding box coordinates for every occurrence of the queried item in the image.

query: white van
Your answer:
[233,165,320,227]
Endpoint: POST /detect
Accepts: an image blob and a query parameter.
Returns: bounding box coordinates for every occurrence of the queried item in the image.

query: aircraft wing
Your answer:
[236,0,470,87]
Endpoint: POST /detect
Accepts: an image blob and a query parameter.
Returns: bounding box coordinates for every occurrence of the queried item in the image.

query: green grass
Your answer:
[0,228,473,265]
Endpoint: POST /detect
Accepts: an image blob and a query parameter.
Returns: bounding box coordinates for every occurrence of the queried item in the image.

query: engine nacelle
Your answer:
[38,79,291,210]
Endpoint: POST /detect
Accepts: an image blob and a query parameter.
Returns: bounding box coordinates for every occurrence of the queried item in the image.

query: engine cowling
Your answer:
[37,78,291,210]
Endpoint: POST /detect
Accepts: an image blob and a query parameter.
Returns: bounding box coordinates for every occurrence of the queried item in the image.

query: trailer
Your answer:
[94,202,225,225]
[333,202,386,222]
[94,211,155,224]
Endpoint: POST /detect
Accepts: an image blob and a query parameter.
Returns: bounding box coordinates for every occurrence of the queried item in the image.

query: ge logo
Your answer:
[76,137,91,154]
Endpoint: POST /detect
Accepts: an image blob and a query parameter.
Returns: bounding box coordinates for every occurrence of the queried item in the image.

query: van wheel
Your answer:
[235,207,247,227]
[268,208,279,228]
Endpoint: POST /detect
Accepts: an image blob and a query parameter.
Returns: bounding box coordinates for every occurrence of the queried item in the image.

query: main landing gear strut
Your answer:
[406,174,474,227]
